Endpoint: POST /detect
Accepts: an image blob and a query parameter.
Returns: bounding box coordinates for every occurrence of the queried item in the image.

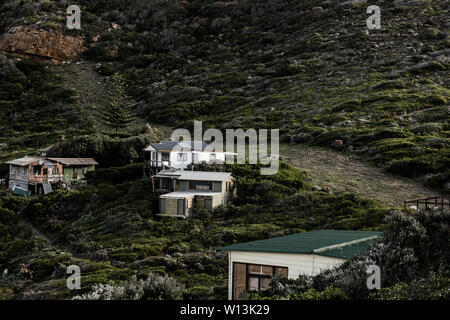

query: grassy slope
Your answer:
[280,143,440,207]
[0,0,448,188]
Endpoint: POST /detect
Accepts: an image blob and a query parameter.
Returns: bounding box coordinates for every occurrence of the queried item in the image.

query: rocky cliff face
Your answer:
[0,26,86,62]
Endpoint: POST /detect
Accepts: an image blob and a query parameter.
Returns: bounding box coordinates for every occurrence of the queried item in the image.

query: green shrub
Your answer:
[74,273,184,300]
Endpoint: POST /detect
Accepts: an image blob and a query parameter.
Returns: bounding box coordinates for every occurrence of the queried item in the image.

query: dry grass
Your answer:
[280,143,440,208]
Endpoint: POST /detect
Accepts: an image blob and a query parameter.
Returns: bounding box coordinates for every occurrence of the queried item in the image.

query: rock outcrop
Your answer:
[0,26,86,62]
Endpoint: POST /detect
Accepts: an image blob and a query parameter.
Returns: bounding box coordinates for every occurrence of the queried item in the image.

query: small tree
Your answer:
[98,72,136,134]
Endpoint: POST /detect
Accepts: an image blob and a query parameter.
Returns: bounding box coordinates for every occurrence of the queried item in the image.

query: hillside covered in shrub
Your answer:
[0,162,389,299]
[0,0,448,189]
[0,0,448,300]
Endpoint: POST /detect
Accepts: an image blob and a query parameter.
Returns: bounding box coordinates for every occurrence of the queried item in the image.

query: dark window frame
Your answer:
[189,180,213,190]
[226,181,235,191]
[232,262,288,300]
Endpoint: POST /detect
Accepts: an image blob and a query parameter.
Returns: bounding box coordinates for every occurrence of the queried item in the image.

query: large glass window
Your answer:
[232,263,288,299]
[161,153,170,161]
[189,180,213,190]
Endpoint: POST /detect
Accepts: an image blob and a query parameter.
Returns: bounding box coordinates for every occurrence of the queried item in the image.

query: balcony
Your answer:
[144,160,171,168]
[29,174,64,183]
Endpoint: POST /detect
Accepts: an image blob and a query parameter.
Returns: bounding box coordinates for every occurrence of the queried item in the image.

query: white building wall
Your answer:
[227,251,345,300]
[169,151,227,169]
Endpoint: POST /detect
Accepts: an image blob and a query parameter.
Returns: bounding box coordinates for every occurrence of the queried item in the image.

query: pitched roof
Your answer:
[5,156,43,166]
[145,141,179,151]
[154,169,183,178]
[47,158,99,166]
[217,230,382,260]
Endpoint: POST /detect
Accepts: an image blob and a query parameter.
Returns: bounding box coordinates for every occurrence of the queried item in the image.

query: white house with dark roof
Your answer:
[154,170,236,218]
[217,230,382,300]
[144,141,236,170]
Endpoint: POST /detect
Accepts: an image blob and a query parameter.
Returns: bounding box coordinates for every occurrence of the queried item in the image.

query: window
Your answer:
[177,153,187,161]
[33,166,41,176]
[160,178,171,190]
[177,199,185,215]
[192,153,199,163]
[161,153,170,161]
[151,152,156,161]
[232,263,288,300]
[189,180,213,190]
[82,167,88,175]
[226,181,235,191]
[210,154,216,161]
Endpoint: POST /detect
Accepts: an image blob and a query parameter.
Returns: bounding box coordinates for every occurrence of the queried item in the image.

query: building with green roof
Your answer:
[216,229,382,300]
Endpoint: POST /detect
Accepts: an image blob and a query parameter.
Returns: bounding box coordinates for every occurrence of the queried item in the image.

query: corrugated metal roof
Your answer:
[178,171,232,181]
[48,158,99,166]
[217,230,382,259]
[316,238,379,259]
[6,156,43,166]
[154,170,183,178]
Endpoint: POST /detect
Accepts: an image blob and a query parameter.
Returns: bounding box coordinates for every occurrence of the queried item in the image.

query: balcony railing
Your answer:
[29,174,64,183]
[144,160,171,168]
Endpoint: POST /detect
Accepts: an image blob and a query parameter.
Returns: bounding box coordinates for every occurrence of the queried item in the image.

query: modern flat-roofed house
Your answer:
[144,141,234,171]
[154,170,236,218]
[217,230,382,300]
[6,156,98,195]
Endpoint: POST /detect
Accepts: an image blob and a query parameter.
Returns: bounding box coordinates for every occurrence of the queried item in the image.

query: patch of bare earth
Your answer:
[280,144,440,209]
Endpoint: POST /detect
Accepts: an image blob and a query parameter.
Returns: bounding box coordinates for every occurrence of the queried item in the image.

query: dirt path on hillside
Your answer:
[280,144,440,208]
[55,60,147,132]
[18,217,52,245]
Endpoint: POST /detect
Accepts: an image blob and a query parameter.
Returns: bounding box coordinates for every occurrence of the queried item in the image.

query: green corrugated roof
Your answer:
[216,230,382,260]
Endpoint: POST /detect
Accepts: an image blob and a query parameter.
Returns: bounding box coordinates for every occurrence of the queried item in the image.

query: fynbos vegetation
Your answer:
[0,0,448,302]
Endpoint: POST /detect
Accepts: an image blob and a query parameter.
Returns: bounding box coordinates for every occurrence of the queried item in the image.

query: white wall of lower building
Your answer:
[227,251,345,300]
